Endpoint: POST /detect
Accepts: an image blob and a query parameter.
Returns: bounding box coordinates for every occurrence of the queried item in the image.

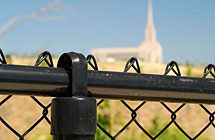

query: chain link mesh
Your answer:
[0,50,53,140]
[87,54,215,140]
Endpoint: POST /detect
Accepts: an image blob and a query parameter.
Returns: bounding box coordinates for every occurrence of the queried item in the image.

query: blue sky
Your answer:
[0,0,215,64]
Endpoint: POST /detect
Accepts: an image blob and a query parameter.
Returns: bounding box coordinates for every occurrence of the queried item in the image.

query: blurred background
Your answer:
[1,0,215,139]
[1,0,215,64]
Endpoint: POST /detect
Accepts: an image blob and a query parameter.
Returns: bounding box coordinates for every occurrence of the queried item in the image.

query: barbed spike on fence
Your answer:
[35,51,54,67]
[124,57,141,73]
[87,54,98,70]
[203,64,215,78]
[164,61,181,76]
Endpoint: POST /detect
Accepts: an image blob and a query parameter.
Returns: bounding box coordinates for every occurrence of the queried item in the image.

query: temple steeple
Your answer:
[145,0,157,42]
[91,0,162,63]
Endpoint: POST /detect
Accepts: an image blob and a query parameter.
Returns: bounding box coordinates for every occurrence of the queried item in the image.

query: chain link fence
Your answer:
[1,49,215,140]
[0,50,53,140]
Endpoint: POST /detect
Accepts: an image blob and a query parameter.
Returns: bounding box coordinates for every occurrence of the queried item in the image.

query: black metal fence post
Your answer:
[51,52,97,140]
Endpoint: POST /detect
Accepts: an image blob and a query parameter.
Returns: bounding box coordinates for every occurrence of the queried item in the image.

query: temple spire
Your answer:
[145,0,157,42]
[148,0,153,24]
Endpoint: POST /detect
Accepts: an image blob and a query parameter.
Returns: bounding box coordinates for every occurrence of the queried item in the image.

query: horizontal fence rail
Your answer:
[0,64,215,103]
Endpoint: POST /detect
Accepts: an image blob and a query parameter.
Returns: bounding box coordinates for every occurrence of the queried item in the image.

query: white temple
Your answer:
[91,0,162,63]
